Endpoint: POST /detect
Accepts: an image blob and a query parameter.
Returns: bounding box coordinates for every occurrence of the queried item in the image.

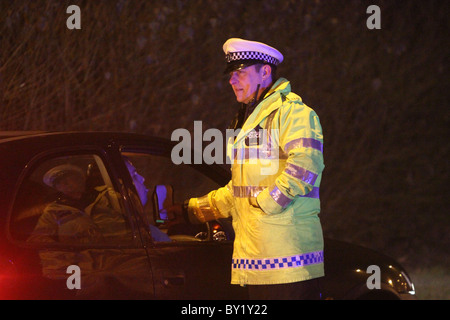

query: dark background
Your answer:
[1,0,448,299]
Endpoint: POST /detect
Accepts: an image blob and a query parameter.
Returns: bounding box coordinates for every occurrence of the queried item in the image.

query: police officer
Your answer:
[179,38,325,300]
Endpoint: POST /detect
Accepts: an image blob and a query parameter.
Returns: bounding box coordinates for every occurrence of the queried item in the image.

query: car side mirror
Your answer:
[153,185,174,225]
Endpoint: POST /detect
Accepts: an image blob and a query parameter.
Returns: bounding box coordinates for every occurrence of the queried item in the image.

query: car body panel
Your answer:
[0,132,415,299]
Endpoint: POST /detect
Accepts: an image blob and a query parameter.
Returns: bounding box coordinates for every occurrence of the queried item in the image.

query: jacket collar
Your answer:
[233,78,291,145]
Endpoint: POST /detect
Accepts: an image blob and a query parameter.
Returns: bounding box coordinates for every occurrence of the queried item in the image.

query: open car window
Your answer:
[121,151,227,243]
[9,153,135,247]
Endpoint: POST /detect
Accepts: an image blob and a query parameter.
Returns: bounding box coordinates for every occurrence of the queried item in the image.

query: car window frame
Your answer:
[118,145,234,247]
[6,146,142,249]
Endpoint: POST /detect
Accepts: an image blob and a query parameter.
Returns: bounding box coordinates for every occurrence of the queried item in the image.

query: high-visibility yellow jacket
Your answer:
[188,78,325,285]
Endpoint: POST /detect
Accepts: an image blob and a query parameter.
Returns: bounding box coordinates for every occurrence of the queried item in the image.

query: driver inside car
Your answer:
[28,163,155,297]
[28,164,128,244]
[123,157,171,242]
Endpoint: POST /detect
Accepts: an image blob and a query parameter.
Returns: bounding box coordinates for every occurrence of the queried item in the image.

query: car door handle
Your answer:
[163,274,185,287]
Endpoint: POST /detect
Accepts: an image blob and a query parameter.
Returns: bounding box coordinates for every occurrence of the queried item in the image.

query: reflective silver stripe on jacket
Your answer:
[269,186,320,208]
[284,137,323,153]
[284,163,318,185]
[233,185,320,203]
[232,186,266,198]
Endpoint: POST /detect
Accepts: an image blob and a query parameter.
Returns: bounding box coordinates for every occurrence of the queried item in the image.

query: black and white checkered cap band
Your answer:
[225,51,280,66]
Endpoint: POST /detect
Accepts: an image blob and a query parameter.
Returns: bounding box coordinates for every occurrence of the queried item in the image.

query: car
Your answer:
[0,131,415,300]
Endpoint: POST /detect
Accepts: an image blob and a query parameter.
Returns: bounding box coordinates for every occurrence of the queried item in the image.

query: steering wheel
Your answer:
[165,219,232,242]
[152,185,234,241]
[198,219,233,241]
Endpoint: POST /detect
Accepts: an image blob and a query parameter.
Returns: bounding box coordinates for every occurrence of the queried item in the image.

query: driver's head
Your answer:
[43,164,86,200]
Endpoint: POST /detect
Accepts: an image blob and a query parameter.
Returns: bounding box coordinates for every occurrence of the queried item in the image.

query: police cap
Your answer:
[223,38,283,73]
[43,164,85,187]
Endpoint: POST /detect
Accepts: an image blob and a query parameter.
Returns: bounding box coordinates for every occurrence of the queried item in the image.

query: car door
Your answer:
[7,150,155,299]
[119,148,248,299]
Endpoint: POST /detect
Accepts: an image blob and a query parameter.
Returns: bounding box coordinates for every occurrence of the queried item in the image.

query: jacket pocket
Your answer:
[254,205,294,226]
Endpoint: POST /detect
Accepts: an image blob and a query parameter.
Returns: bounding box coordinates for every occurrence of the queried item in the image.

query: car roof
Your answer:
[0,131,231,228]
[0,130,230,192]
[0,131,47,141]
[0,131,175,149]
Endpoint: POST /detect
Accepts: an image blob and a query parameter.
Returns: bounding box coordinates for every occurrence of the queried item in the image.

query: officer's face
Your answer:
[228,65,263,104]
[54,173,86,200]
